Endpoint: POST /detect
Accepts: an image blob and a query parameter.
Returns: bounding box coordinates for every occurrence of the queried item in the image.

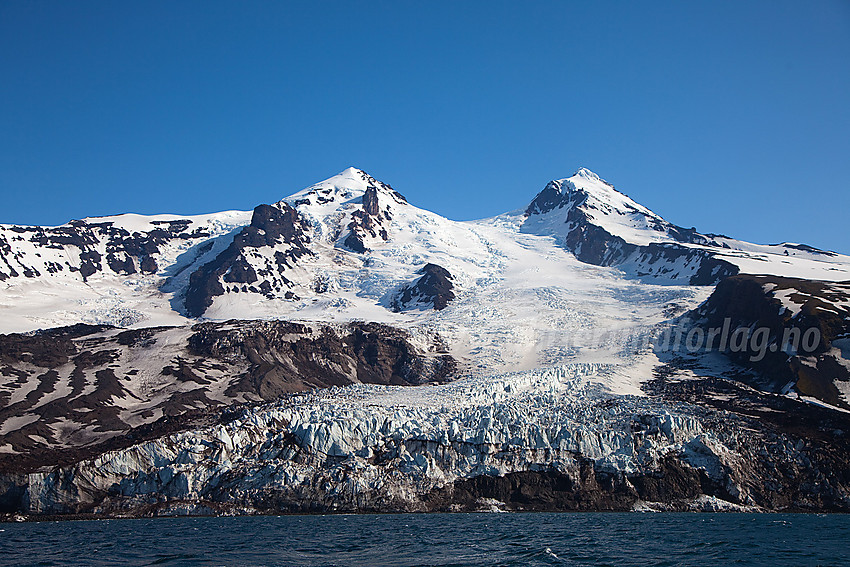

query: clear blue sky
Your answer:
[2,1,849,252]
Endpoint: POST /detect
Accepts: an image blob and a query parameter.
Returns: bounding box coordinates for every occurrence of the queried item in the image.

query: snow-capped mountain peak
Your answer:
[339,165,366,178]
[572,166,603,182]
[178,167,469,319]
[283,167,407,210]
[562,168,659,219]
[513,167,850,286]
[523,168,673,247]
[274,167,409,256]
[516,168,750,284]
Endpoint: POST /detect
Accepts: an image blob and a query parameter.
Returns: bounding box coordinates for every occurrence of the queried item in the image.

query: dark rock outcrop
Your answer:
[343,176,404,253]
[424,458,726,512]
[184,203,311,317]
[646,369,850,512]
[524,180,565,216]
[392,263,455,311]
[188,320,456,396]
[559,205,738,285]
[688,274,850,407]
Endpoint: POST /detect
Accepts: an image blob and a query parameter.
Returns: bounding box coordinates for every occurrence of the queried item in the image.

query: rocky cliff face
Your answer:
[343,185,393,253]
[689,275,850,408]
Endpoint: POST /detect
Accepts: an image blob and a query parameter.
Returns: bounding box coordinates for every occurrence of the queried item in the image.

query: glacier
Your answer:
[17,364,763,516]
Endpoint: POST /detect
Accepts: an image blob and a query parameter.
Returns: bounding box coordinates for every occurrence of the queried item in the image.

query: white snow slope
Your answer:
[2,166,849,393]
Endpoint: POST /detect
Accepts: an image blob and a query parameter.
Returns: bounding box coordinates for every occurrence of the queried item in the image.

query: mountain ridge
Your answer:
[2,166,849,347]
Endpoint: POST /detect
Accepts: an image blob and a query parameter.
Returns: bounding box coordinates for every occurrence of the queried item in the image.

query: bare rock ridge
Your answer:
[187,320,456,395]
[524,180,565,216]
[184,203,311,317]
[343,175,405,253]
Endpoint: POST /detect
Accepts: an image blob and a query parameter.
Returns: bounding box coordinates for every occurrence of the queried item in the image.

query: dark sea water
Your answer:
[1,513,848,567]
